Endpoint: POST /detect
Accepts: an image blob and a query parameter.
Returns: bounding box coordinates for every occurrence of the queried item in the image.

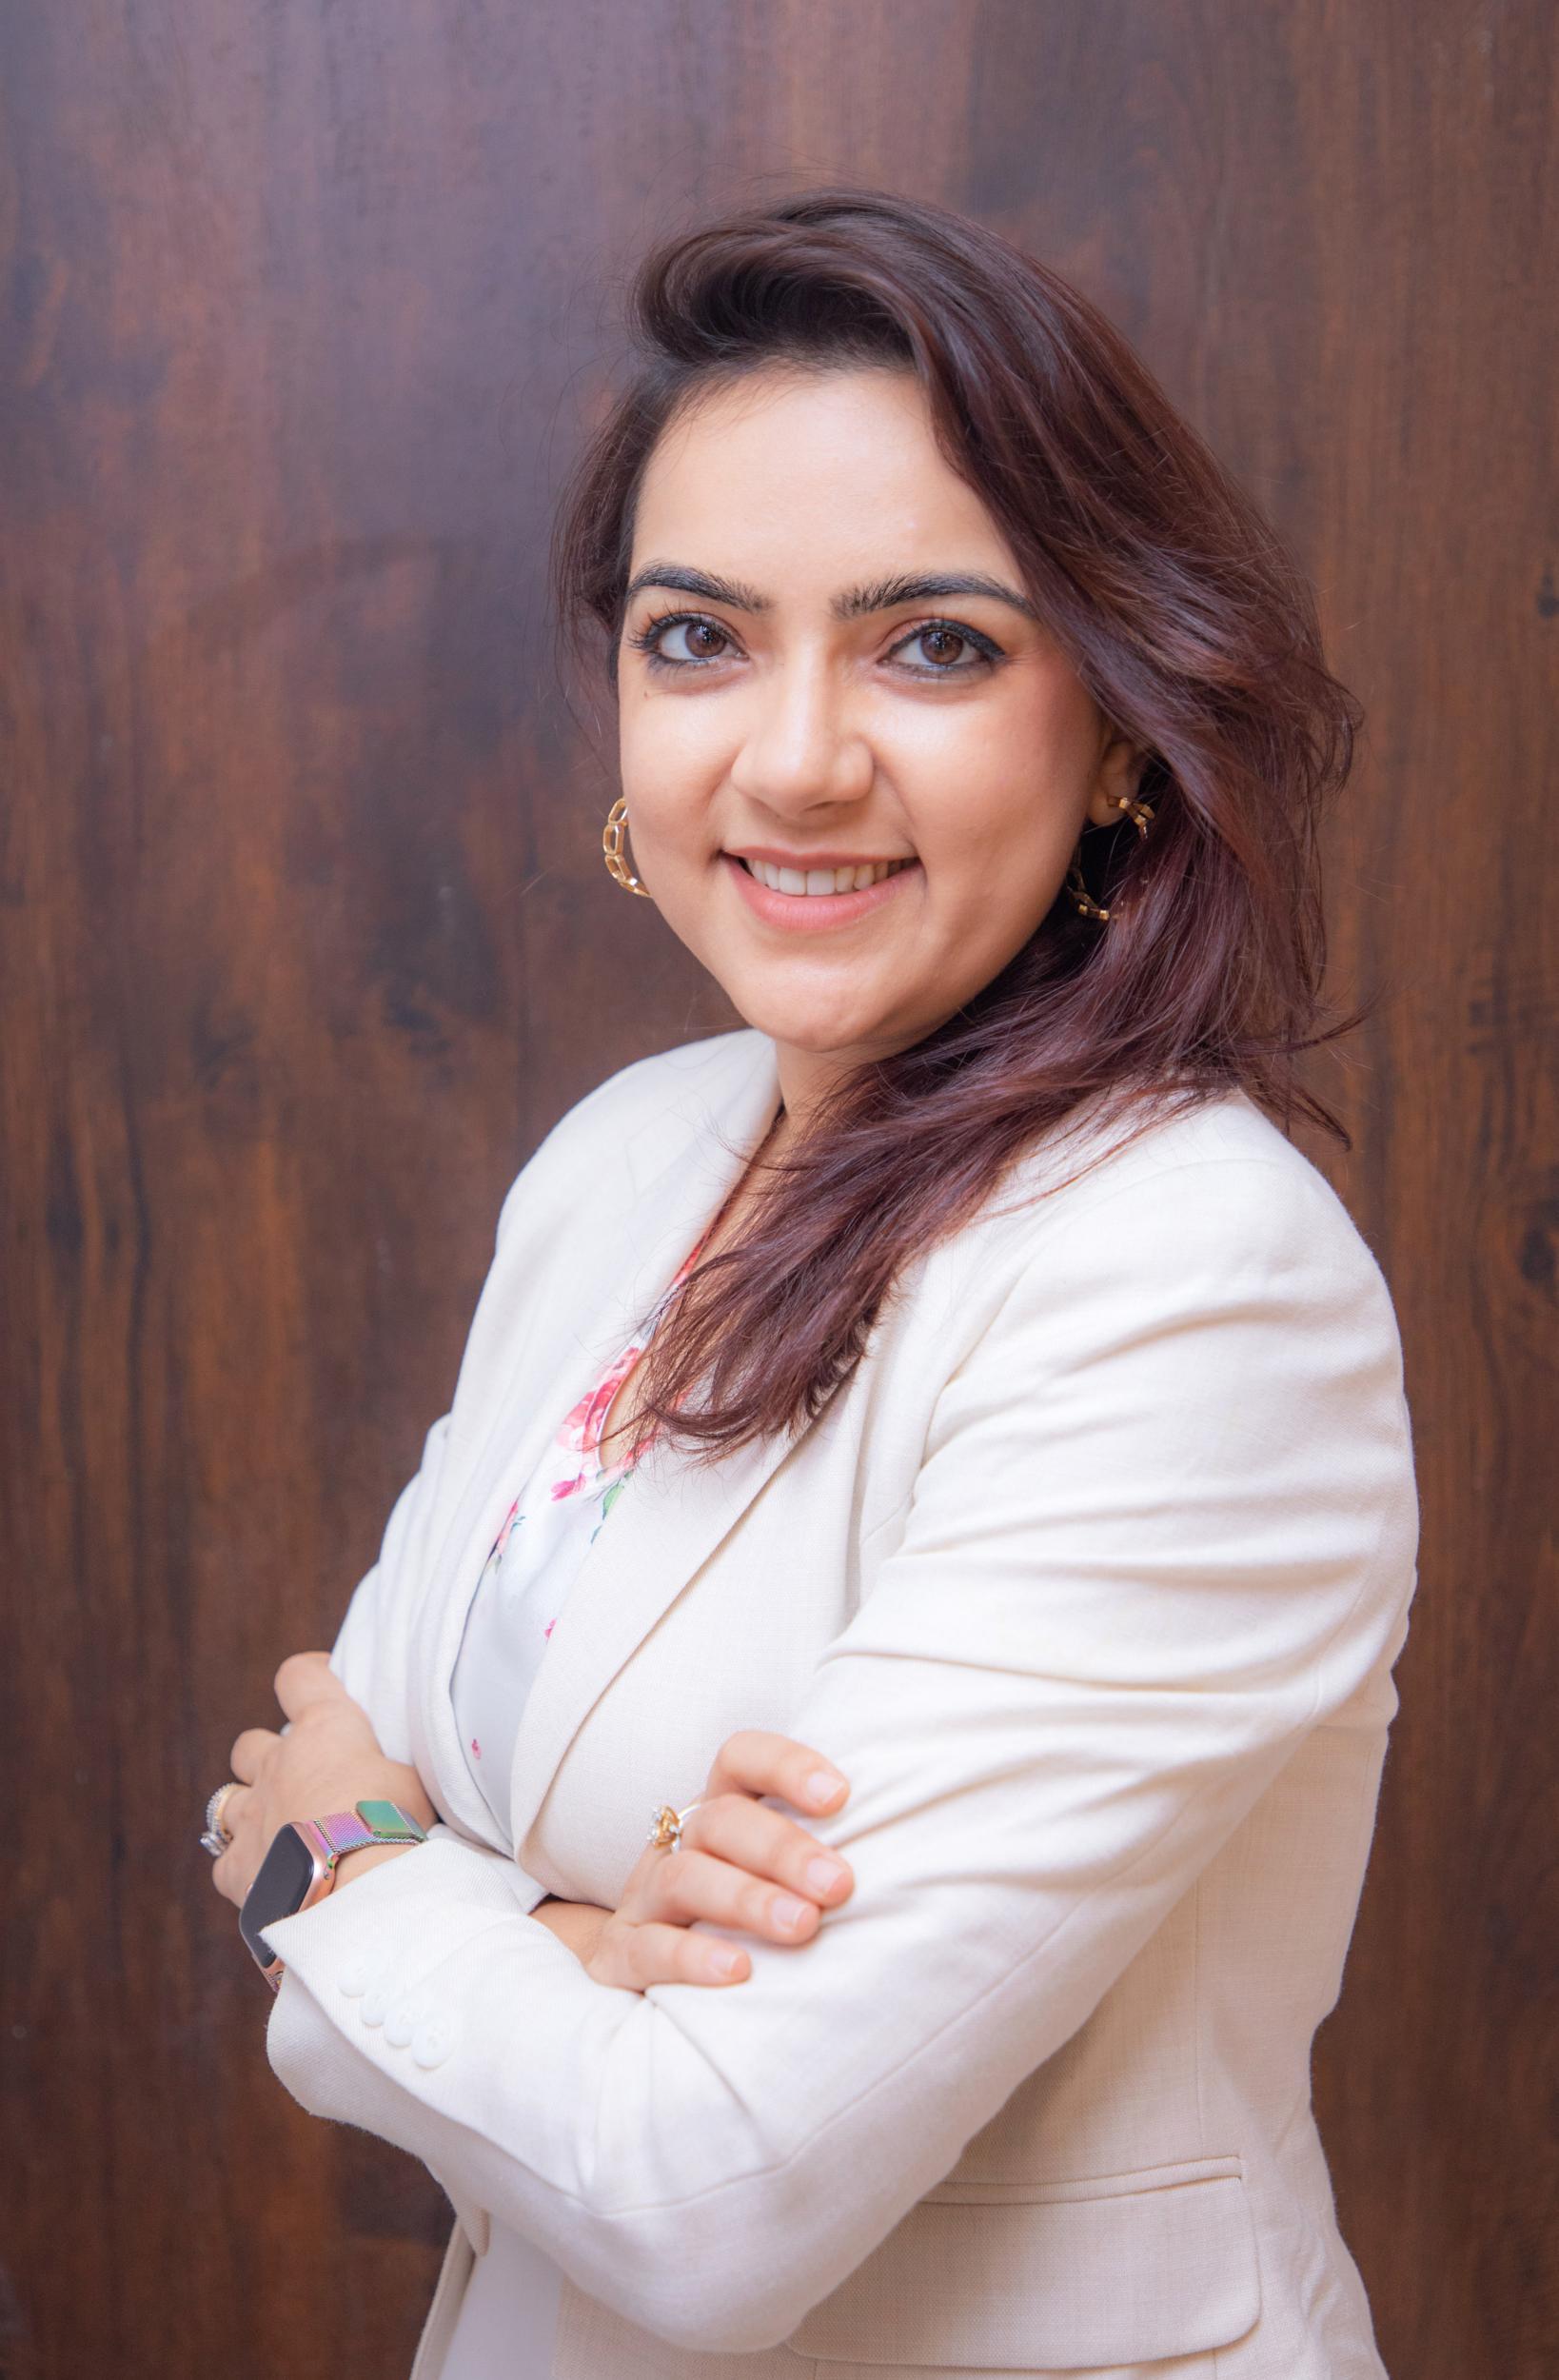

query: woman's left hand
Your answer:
[210,1652,438,1908]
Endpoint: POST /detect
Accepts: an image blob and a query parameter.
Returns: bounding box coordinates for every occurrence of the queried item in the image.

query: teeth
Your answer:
[743,857,910,896]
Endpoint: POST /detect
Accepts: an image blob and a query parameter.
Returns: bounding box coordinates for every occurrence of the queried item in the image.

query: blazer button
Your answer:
[360,1977,397,2028]
[411,2017,456,2071]
[337,1958,375,1999]
[385,1998,428,2050]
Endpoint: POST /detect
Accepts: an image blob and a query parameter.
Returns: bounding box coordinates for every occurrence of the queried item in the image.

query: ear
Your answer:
[1083,731,1150,830]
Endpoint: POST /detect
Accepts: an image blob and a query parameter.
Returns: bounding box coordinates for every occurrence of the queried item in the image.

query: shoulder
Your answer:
[1003,1083,1393,1284]
[538,1023,762,1151]
[494,1026,765,1238]
[949,1084,1409,1410]
[907,1090,1416,1582]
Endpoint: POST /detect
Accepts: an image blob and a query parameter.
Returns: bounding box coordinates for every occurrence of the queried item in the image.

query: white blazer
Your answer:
[261,1025,1419,2380]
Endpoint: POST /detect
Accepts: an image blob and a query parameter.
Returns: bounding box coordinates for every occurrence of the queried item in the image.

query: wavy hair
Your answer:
[547,185,1370,1463]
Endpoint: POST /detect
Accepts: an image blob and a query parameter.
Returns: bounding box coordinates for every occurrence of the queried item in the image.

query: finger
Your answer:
[589,1918,749,1993]
[273,1651,341,1721]
[642,1843,824,1947]
[704,1729,849,1817]
[209,1829,249,1907]
[212,1781,257,1840]
[228,1728,281,1784]
[680,1794,854,1911]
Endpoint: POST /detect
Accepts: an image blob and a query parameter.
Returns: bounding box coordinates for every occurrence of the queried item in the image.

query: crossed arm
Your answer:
[253,1159,1417,2355]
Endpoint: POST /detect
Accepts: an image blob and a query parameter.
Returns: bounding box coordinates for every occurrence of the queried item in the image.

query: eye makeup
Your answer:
[625,606,1008,679]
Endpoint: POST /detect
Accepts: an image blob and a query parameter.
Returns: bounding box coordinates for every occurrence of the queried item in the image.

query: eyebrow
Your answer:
[622,561,1042,625]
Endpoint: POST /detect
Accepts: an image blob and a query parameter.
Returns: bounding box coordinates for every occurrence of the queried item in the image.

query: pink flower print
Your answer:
[492,1498,525,1558]
[543,1616,557,1639]
[545,1233,710,1512]
[556,1235,706,1461]
[561,1348,641,1461]
[470,1737,482,1760]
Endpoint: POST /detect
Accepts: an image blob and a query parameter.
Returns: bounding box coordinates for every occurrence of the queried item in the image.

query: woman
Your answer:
[207,188,1418,2380]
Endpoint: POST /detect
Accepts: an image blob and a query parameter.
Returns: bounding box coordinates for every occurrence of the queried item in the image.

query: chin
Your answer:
[734,993,904,1061]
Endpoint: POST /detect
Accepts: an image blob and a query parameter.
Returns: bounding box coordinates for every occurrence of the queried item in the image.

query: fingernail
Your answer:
[806,1856,845,1896]
[807,1770,844,1804]
[712,1949,744,1978]
[773,1894,809,1931]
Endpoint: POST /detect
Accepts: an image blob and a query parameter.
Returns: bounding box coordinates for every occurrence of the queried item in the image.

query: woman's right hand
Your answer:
[532,1729,854,1991]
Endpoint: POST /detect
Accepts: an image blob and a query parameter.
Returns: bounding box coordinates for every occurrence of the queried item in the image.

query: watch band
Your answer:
[308,1798,430,1865]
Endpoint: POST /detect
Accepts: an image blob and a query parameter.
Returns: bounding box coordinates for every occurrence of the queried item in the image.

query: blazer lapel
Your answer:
[503,1037,809,1857]
[411,1032,799,1854]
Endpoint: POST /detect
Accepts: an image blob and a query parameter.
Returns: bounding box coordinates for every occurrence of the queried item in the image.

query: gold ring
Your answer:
[646,1798,703,1853]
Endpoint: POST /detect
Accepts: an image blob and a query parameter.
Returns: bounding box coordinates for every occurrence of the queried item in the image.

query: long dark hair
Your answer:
[548,185,1369,1463]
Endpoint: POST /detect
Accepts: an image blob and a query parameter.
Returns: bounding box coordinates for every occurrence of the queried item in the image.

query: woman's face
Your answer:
[616,365,1145,1115]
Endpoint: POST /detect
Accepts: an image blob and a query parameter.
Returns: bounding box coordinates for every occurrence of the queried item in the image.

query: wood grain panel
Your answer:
[0,4,1550,2374]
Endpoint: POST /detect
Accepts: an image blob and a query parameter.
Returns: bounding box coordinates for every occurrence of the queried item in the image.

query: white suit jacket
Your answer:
[261,1026,1419,2380]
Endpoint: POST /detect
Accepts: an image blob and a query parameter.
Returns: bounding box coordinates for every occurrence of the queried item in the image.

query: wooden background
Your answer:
[1,4,1553,2375]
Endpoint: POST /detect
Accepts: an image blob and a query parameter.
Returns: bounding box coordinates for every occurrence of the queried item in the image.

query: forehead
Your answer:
[629,365,1018,588]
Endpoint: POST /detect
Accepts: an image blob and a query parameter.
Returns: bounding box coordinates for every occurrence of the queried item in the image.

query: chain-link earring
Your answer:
[602,795,654,899]
[1065,789,1156,922]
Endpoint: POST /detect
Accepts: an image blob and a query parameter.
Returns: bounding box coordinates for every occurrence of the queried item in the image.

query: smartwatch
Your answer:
[239,1799,429,1991]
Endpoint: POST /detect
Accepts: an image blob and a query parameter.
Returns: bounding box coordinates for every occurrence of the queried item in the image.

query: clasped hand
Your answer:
[215,1657,856,1990]
[533,1729,856,1989]
[210,1652,438,1908]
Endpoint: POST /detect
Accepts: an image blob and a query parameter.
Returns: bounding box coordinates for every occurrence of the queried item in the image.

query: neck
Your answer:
[771,1046,865,1140]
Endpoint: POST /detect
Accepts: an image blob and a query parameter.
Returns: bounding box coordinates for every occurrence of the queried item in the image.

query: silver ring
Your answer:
[200,1780,242,1858]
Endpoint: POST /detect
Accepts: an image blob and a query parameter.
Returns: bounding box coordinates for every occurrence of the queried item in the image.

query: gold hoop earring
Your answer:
[602,795,654,900]
[1066,789,1156,923]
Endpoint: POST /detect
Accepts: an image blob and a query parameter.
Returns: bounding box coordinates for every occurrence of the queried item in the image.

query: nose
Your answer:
[726,649,874,816]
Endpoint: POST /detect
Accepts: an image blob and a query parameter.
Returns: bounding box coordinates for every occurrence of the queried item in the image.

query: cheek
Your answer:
[913,770,1077,898]
[620,686,724,780]
[619,717,723,860]
[892,681,1093,858]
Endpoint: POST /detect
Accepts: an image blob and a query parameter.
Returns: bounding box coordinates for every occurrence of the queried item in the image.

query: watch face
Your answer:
[240,1825,322,1968]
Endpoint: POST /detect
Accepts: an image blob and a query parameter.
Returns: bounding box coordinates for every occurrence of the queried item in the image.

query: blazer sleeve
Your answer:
[258,1151,1420,2355]
[316,1153,562,1882]
[318,1065,629,1750]
[324,1413,452,1755]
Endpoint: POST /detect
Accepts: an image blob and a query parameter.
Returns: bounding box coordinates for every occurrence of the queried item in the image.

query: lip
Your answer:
[721,850,920,933]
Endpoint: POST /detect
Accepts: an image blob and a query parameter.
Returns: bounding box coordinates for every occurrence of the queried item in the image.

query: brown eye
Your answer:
[920,627,969,666]
[893,620,1001,675]
[628,612,737,669]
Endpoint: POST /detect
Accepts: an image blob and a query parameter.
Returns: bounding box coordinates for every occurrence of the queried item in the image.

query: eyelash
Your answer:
[625,608,1006,679]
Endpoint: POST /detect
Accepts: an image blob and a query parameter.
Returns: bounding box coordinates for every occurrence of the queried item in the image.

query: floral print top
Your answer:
[448,1231,706,1849]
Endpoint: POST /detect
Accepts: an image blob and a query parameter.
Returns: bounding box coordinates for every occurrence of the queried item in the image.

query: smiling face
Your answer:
[616,364,1146,1124]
